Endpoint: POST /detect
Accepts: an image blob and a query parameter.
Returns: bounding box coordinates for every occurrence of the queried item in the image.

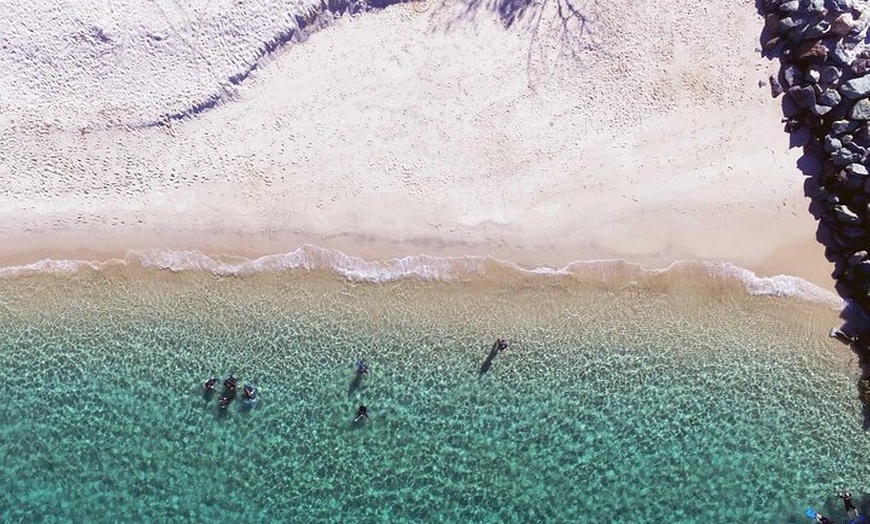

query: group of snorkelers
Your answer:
[809,491,862,523]
[199,339,508,423]
[203,373,257,410]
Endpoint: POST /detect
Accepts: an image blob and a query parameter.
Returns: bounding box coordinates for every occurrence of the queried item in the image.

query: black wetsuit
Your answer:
[841,492,857,513]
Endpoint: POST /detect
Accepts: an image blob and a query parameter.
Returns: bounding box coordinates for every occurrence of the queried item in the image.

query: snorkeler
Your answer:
[218,373,238,409]
[496,339,509,352]
[840,491,859,517]
[203,377,217,391]
[354,405,368,423]
[354,359,369,375]
[815,513,836,524]
[242,384,257,401]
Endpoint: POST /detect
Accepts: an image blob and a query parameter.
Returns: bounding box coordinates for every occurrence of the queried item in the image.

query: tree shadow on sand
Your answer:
[428,0,602,85]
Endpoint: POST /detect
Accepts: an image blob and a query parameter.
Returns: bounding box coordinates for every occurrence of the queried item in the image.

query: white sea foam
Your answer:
[0,258,102,279]
[701,261,844,308]
[0,244,845,307]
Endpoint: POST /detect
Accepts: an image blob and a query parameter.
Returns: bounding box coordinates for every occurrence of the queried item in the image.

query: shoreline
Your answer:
[0,1,837,294]
[0,230,842,311]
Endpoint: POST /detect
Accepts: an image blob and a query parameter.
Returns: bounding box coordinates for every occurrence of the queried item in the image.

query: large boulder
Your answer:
[834,204,861,224]
[831,13,856,37]
[819,89,842,106]
[788,85,817,108]
[840,75,870,99]
[851,98,870,120]
[796,39,828,60]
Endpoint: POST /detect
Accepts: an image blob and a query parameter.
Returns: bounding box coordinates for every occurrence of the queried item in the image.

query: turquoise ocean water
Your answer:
[0,249,866,523]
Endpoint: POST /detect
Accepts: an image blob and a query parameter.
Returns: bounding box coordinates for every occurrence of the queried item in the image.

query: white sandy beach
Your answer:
[0,0,833,288]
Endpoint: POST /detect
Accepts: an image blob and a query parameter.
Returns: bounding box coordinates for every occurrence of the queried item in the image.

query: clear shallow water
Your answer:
[0,263,865,523]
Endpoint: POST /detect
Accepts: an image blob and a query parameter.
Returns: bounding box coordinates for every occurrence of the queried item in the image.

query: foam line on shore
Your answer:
[0,244,844,308]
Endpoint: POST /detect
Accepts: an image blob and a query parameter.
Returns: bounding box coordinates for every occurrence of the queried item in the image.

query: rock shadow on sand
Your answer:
[755,0,870,427]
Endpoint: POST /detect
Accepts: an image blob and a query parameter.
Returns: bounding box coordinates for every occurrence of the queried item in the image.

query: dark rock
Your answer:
[831,41,852,66]
[856,125,870,145]
[779,0,800,11]
[761,0,782,12]
[796,39,827,61]
[832,147,858,166]
[788,85,817,108]
[783,64,804,88]
[843,134,854,145]
[853,59,870,76]
[819,89,841,106]
[770,75,784,98]
[825,135,843,152]
[829,0,854,13]
[842,225,866,239]
[831,13,856,37]
[811,103,834,116]
[851,98,870,120]
[846,142,867,157]
[788,24,810,43]
[849,250,869,265]
[859,377,870,405]
[847,162,869,176]
[832,119,860,134]
[820,66,843,85]
[864,176,870,193]
[763,36,782,53]
[804,20,830,39]
[779,16,807,33]
[834,204,861,224]
[765,13,784,35]
[839,75,870,99]
[806,67,822,84]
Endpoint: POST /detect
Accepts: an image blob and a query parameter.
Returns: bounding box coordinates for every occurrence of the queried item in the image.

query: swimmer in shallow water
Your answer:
[219,373,238,409]
[354,359,369,375]
[839,491,859,518]
[354,405,368,423]
[242,384,257,401]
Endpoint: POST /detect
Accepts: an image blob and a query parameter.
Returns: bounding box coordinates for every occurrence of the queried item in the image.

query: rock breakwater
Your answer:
[760,0,870,309]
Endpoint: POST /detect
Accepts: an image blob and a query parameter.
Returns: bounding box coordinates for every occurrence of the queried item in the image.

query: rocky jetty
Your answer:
[760,0,870,310]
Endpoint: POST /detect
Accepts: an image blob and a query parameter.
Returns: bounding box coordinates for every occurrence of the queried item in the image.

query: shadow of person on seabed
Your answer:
[479,339,508,377]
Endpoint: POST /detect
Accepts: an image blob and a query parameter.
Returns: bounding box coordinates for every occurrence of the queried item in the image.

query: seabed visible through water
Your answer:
[0,261,865,523]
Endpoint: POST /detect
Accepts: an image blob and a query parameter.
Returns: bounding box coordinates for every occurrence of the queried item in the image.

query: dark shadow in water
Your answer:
[478,340,502,377]
[348,372,365,397]
[832,303,870,429]
[202,389,215,403]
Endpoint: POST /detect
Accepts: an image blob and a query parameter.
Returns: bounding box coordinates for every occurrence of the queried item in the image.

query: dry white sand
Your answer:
[0,0,832,287]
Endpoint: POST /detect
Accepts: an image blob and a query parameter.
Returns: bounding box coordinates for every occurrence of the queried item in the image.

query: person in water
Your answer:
[354,405,368,423]
[203,377,217,391]
[354,359,369,375]
[496,339,509,352]
[815,513,836,524]
[840,491,859,518]
[219,390,236,409]
[219,374,238,409]
[242,384,257,401]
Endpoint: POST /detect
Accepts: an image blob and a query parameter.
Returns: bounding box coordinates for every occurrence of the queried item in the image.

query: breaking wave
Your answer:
[0,244,844,308]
